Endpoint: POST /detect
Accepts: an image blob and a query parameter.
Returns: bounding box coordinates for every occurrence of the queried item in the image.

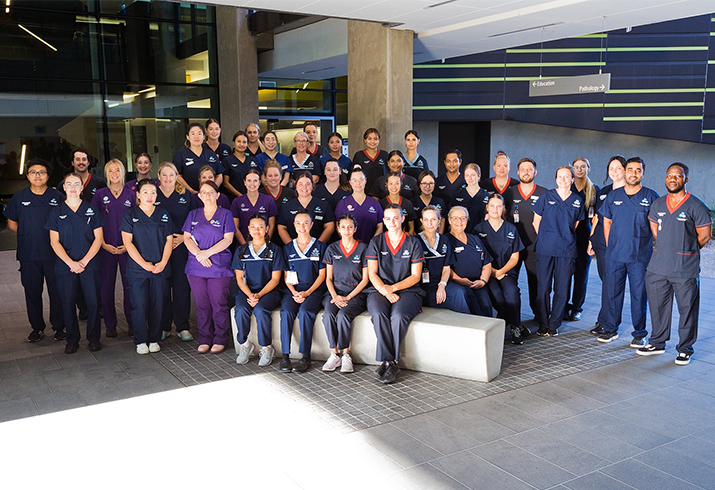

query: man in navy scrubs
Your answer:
[4,158,66,342]
[638,163,711,365]
[597,157,658,346]
[434,150,466,207]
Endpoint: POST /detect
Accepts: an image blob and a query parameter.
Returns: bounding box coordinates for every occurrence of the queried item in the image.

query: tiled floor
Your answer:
[1,249,714,489]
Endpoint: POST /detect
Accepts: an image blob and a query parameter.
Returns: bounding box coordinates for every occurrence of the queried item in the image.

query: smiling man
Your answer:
[67,148,106,201]
[638,163,712,365]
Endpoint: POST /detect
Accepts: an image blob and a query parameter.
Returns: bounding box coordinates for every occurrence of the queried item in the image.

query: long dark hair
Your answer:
[239,213,271,259]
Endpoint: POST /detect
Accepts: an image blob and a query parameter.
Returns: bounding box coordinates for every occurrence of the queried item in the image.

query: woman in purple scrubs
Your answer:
[183,181,236,354]
[334,168,383,244]
[92,159,135,338]
[230,168,278,245]
[194,166,231,209]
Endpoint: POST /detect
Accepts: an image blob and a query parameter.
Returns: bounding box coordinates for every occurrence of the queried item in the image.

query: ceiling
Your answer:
[196,0,715,64]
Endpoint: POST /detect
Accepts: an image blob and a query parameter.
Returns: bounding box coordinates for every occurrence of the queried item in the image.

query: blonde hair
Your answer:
[157,162,185,195]
[104,158,126,187]
[572,157,596,208]
[463,163,481,179]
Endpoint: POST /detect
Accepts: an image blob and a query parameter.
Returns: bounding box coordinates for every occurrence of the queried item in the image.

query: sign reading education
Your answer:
[529,73,611,97]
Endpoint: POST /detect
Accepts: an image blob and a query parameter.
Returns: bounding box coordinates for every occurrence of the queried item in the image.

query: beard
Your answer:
[667,183,684,194]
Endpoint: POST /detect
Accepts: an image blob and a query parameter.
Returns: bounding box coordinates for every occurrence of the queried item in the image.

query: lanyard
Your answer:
[419,232,443,257]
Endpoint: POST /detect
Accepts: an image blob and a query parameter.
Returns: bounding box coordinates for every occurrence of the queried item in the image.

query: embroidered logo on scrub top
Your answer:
[259,206,266,212]
[315,206,322,213]
[347,204,354,211]
[59,215,67,219]
[600,195,606,200]
[103,196,110,202]
[179,197,187,204]
[162,214,170,223]
[21,202,30,206]
[210,219,220,227]
[640,198,650,206]
[507,231,515,240]
[209,156,216,162]
[310,248,321,261]
[478,232,487,238]
[401,250,411,258]
[548,201,556,205]
[132,218,139,222]
[50,198,58,205]
[531,196,539,203]
[85,208,95,216]
[677,212,687,221]
[614,201,623,206]
[441,244,447,254]
[572,199,581,208]
[352,254,361,263]
[185,158,194,166]
[124,200,131,207]
[368,206,376,213]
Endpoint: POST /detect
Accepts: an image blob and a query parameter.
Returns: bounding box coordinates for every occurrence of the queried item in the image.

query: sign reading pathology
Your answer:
[529,73,611,97]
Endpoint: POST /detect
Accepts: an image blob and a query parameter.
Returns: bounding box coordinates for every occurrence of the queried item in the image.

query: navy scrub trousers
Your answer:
[645,273,699,355]
[322,294,367,351]
[21,259,64,335]
[367,291,424,363]
[56,268,101,345]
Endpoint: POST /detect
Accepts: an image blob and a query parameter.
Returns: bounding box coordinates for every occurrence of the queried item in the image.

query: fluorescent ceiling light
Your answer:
[18,24,58,51]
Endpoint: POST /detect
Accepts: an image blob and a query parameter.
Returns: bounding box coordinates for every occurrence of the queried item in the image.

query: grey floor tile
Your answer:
[41,365,92,392]
[601,458,703,490]
[391,414,480,455]
[521,380,608,412]
[356,423,442,467]
[33,391,85,415]
[117,376,170,397]
[460,397,549,433]
[539,418,643,463]
[14,353,60,374]
[549,376,635,404]
[662,435,715,468]
[633,446,715,489]
[563,471,639,490]
[427,405,517,443]
[470,440,576,489]
[430,451,535,490]
[505,429,611,476]
[0,359,20,379]
[76,382,126,406]
[80,362,131,384]
[589,417,674,451]
[488,389,580,421]
[0,372,51,400]
[53,348,100,368]
[0,397,38,422]
[387,463,471,490]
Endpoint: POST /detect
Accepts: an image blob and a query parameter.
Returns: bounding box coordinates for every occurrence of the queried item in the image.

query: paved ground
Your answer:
[1,249,714,489]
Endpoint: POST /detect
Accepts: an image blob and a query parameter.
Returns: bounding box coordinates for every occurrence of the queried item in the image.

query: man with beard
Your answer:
[597,157,658,346]
[637,163,711,365]
[63,148,106,202]
[503,158,546,325]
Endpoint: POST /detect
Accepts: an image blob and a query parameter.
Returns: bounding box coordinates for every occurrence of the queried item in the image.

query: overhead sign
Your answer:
[529,73,611,97]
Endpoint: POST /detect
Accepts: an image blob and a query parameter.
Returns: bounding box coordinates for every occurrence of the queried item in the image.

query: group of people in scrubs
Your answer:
[5,119,710,383]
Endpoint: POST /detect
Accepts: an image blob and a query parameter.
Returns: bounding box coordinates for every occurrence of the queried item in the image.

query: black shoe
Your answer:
[280,357,292,373]
[547,328,558,337]
[376,361,389,379]
[509,325,524,345]
[106,328,117,338]
[53,330,66,341]
[27,330,44,343]
[517,325,531,339]
[571,311,582,321]
[590,324,605,335]
[78,310,88,321]
[563,304,573,321]
[675,352,691,366]
[536,326,549,337]
[292,357,311,373]
[64,343,79,354]
[381,362,400,384]
[88,341,102,352]
[597,331,618,343]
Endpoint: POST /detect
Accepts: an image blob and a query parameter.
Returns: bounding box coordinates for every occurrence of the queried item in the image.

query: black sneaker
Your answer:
[78,309,88,321]
[381,362,400,384]
[546,328,558,337]
[292,357,311,373]
[27,330,44,343]
[590,324,605,335]
[636,344,665,356]
[106,328,117,338]
[88,341,102,352]
[64,343,79,354]
[675,353,691,366]
[536,326,549,337]
[376,361,389,379]
[517,325,531,339]
[630,337,647,348]
[509,326,524,345]
[597,331,618,343]
[53,330,66,341]
[280,356,292,373]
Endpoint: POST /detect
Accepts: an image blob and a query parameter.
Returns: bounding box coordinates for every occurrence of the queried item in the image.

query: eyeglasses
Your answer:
[199,191,217,197]
[350,178,366,184]
[420,182,435,186]
[294,140,308,144]
[28,170,48,176]
[449,216,468,222]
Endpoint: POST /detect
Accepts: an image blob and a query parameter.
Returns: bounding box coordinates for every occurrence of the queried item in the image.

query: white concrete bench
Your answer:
[229,306,505,382]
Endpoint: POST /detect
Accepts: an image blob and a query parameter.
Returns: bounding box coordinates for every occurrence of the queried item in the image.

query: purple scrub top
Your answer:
[334,195,383,245]
[91,186,136,247]
[229,193,278,243]
[182,207,236,278]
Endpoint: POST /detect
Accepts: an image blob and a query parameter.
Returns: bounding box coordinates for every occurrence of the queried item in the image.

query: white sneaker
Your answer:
[149,342,160,353]
[258,346,274,367]
[340,353,354,373]
[136,343,149,355]
[322,353,342,372]
[236,340,254,365]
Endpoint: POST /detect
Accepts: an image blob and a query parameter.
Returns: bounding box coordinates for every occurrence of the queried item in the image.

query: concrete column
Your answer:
[216,7,259,133]
[347,21,413,154]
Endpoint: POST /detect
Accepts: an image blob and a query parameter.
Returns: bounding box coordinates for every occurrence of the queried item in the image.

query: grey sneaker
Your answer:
[322,353,342,372]
[340,353,354,373]
[236,340,255,365]
[258,346,274,367]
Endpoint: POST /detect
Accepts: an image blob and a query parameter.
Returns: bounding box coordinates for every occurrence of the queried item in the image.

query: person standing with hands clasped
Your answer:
[638,163,711,365]
[366,204,425,384]
[121,179,173,354]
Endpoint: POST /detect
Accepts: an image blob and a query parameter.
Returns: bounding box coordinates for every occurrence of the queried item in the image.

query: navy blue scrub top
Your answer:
[434,173,466,208]
[590,184,613,250]
[503,184,546,249]
[323,241,368,296]
[45,200,103,272]
[449,187,488,230]
[600,186,659,263]
[411,195,446,222]
[417,232,454,290]
[350,150,388,192]
[379,197,417,232]
[278,197,335,241]
[532,189,586,258]
[172,147,224,192]
[223,154,260,194]
[231,241,286,293]
[403,154,429,181]
[313,184,350,211]
[369,174,418,200]
[203,142,232,162]
[154,189,197,235]
[291,154,323,182]
[366,233,425,295]
[58,174,106,202]
[571,182,600,241]
[647,193,712,279]
[261,186,296,212]
[255,152,292,174]
[4,186,63,262]
[119,206,174,278]
[482,177,520,195]
[447,233,492,281]
[320,154,352,176]
[473,220,524,277]
[283,238,327,292]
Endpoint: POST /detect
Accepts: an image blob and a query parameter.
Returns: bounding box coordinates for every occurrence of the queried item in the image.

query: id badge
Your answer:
[588,207,594,219]
[513,213,519,223]
[286,270,299,285]
[422,270,430,283]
